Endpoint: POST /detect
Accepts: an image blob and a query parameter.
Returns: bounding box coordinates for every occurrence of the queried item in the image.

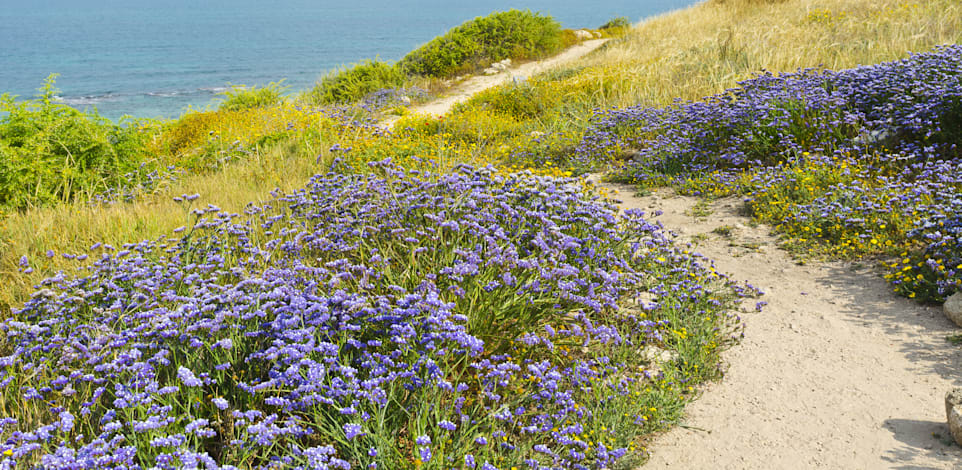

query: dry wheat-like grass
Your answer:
[570,0,961,108]
[0,143,324,310]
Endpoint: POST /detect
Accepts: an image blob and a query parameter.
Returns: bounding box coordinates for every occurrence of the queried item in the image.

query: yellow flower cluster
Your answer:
[805,8,848,26]
[156,103,335,165]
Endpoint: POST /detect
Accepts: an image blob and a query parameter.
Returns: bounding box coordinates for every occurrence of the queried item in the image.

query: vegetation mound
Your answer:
[582,46,962,302]
[307,9,622,105]
[0,163,750,468]
[397,9,563,78]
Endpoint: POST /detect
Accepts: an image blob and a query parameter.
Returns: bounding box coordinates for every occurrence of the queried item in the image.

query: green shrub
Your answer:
[217,80,288,111]
[307,59,407,104]
[398,9,563,78]
[462,79,563,120]
[599,16,632,37]
[0,75,155,210]
[305,10,565,104]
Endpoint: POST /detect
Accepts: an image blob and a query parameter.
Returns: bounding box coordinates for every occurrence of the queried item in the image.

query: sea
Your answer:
[0,0,697,121]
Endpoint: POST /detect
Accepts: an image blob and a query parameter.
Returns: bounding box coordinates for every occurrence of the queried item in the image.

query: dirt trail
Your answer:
[380,38,607,128]
[601,184,962,469]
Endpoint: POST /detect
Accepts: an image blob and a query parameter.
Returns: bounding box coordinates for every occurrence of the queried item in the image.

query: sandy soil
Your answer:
[380,38,608,128]
[602,184,962,469]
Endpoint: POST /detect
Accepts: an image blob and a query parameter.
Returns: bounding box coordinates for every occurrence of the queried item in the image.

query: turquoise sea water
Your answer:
[0,0,697,120]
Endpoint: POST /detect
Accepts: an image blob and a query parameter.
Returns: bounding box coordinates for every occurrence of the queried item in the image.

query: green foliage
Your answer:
[0,75,156,210]
[305,10,565,105]
[217,80,288,111]
[600,17,631,30]
[399,9,563,78]
[464,79,562,120]
[599,16,632,36]
[307,59,407,104]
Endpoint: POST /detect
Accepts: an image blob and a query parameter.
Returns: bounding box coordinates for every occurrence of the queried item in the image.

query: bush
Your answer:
[307,59,407,104]
[217,80,288,111]
[398,9,563,78]
[306,10,565,105]
[0,75,155,210]
[599,16,632,36]
[462,79,563,120]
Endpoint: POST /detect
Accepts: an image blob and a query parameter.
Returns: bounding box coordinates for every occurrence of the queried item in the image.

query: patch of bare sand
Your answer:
[599,183,962,469]
[380,39,607,128]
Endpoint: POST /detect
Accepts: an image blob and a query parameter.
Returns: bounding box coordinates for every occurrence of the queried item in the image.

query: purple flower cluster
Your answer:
[583,45,962,179]
[0,162,750,469]
[360,87,427,114]
[895,203,962,299]
[581,45,962,299]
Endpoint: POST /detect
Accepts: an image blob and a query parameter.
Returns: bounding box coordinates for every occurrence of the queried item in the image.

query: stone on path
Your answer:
[945,292,962,327]
[574,29,594,40]
[946,388,962,446]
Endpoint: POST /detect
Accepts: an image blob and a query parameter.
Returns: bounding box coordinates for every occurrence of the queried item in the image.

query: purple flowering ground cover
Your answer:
[582,45,962,302]
[0,161,755,469]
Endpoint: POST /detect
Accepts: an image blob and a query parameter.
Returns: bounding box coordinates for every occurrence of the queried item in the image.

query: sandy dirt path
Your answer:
[601,184,962,469]
[380,38,607,128]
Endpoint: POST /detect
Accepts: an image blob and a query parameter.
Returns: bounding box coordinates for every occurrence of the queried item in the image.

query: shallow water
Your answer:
[0,0,696,120]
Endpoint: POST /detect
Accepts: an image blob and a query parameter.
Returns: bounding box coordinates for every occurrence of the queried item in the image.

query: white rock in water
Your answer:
[945,292,962,327]
[946,389,962,446]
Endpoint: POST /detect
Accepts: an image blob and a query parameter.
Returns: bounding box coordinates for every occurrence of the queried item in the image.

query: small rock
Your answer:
[573,29,594,40]
[641,346,679,364]
[593,31,603,39]
[635,291,657,304]
[946,389,962,446]
[489,58,512,72]
[483,68,499,75]
[945,292,962,327]
[529,131,546,138]
[399,96,412,105]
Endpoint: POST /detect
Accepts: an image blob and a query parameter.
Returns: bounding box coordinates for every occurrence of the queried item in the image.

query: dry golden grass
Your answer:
[0,143,325,310]
[568,0,961,107]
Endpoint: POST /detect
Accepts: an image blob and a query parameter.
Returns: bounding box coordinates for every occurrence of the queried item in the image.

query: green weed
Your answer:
[0,75,158,211]
[307,59,408,104]
[217,80,289,111]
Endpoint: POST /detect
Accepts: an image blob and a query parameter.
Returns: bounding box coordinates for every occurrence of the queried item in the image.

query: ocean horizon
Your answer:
[0,0,697,121]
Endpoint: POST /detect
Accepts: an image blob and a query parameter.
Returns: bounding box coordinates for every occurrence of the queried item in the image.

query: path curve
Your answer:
[602,184,962,469]
[381,38,608,128]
